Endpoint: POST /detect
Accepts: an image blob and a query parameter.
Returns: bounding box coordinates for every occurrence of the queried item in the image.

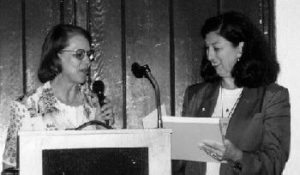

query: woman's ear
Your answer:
[54,52,63,72]
[57,52,63,60]
[237,42,244,58]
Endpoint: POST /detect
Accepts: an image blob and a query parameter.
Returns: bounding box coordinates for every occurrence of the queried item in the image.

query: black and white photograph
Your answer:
[0,0,299,174]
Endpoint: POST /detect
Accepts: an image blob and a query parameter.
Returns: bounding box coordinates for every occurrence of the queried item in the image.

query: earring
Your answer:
[237,53,242,62]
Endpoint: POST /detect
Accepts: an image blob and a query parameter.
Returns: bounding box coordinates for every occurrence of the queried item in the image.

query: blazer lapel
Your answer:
[226,87,265,144]
[197,82,220,117]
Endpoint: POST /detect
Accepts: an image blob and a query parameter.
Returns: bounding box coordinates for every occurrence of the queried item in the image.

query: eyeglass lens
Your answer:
[75,49,95,61]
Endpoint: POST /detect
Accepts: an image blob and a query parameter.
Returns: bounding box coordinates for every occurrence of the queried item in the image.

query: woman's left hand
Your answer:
[199,139,243,162]
[95,97,114,126]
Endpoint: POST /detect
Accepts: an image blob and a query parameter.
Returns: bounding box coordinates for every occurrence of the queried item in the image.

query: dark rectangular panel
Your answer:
[125,0,170,128]
[173,0,218,116]
[43,148,148,175]
[25,0,60,91]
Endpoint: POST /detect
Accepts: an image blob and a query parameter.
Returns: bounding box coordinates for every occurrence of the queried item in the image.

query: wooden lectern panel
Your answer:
[18,129,171,175]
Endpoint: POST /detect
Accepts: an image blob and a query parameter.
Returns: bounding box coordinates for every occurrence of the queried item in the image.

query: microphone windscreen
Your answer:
[131,62,145,78]
[92,80,105,95]
[92,80,105,106]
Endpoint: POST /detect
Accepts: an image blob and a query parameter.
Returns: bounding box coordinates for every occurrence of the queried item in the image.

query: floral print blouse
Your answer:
[2,81,100,167]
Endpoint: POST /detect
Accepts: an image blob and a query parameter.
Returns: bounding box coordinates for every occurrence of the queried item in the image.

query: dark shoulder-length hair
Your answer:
[38,24,92,83]
[200,11,279,88]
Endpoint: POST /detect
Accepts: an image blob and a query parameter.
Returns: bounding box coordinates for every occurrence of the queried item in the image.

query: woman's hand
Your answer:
[199,139,243,162]
[95,97,114,126]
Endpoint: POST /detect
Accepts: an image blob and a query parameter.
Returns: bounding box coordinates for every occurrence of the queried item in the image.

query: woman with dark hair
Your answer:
[2,24,114,169]
[173,11,290,175]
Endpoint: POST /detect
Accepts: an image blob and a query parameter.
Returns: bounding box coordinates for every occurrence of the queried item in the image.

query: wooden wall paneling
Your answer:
[173,0,218,116]
[63,0,76,24]
[121,0,127,128]
[0,0,23,122]
[261,0,275,53]
[125,0,170,128]
[261,0,270,41]
[221,0,262,31]
[222,0,275,60]
[90,0,124,128]
[25,0,60,92]
[75,0,88,29]
[0,1,23,168]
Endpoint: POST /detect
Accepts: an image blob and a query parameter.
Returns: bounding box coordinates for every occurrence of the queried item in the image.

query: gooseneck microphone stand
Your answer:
[131,63,163,128]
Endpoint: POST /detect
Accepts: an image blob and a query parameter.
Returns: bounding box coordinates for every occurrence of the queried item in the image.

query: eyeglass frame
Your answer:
[59,49,95,62]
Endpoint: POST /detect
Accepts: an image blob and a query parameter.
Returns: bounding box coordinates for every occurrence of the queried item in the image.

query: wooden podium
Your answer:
[18,129,171,175]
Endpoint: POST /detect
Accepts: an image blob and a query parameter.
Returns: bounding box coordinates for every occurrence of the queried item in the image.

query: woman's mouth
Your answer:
[79,68,89,75]
[211,62,219,66]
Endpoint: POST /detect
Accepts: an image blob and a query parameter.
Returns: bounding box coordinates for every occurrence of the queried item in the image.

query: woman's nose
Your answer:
[81,55,91,67]
[207,47,215,61]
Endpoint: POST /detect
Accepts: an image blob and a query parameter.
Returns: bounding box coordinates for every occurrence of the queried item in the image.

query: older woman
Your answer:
[2,24,114,169]
[173,11,290,175]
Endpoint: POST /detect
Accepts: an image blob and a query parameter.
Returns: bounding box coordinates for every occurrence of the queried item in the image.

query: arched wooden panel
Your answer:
[173,0,218,116]
[90,0,123,128]
[0,1,23,168]
[125,0,170,128]
[25,0,60,92]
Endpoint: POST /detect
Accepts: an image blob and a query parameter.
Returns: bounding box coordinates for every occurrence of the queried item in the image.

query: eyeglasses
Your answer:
[60,49,95,61]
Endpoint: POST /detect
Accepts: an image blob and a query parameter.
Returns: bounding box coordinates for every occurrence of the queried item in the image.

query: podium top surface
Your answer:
[18,128,172,137]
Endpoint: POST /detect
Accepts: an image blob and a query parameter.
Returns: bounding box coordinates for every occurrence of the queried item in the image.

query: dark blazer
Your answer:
[173,82,290,175]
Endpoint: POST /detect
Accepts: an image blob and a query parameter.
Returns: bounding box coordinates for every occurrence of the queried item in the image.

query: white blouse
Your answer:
[206,86,243,175]
[3,81,99,166]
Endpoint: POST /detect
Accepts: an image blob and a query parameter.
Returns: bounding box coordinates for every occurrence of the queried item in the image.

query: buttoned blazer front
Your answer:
[177,81,290,175]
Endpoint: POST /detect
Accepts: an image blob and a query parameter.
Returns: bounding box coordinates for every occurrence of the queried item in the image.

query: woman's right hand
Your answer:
[199,139,243,162]
[95,97,114,126]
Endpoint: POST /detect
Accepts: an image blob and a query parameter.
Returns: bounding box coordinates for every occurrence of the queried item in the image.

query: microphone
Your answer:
[131,62,151,78]
[92,80,109,126]
[131,62,163,128]
[92,80,105,106]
